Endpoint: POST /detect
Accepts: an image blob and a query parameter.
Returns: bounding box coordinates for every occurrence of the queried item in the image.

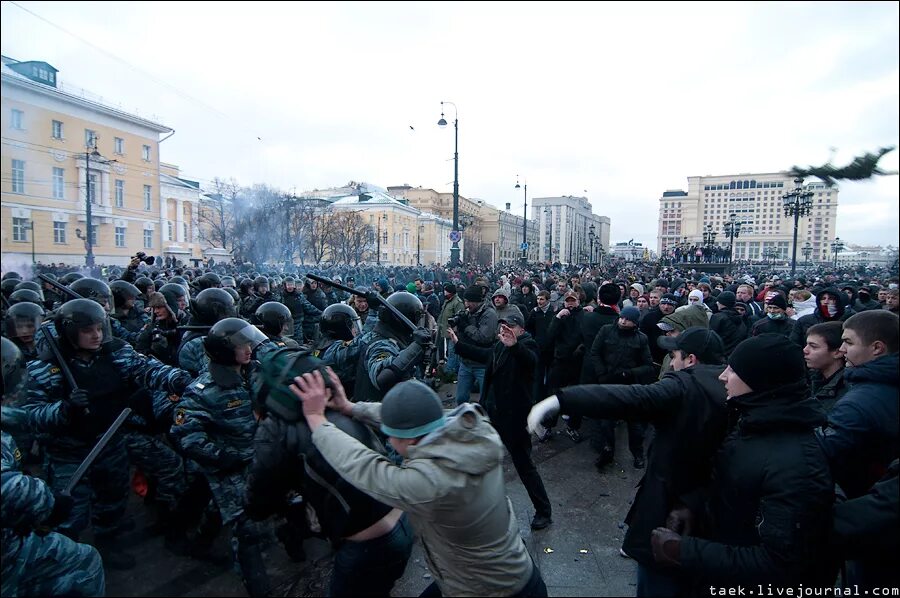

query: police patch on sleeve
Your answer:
[174,409,186,425]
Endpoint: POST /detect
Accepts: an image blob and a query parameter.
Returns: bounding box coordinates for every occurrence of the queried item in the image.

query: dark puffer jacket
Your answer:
[817,352,899,499]
[587,323,655,385]
[708,307,748,356]
[679,381,835,587]
[556,363,728,566]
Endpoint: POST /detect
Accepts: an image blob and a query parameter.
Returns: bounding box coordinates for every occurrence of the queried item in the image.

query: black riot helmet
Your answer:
[134,276,155,296]
[192,288,236,325]
[2,271,22,281]
[196,272,221,291]
[321,303,362,341]
[54,298,112,350]
[203,317,267,365]
[8,289,44,307]
[2,336,27,398]
[378,291,423,335]
[220,276,236,289]
[4,302,44,343]
[239,278,254,295]
[13,281,44,302]
[223,287,241,304]
[1,278,20,299]
[253,276,270,294]
[59,272,84,285]
[255,301,294,337]
[158,283,189,314]
[69,278,114,313]
[109,281,141,307]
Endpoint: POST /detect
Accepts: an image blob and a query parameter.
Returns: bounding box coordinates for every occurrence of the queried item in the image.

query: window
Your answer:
[183,222,190,243]
[52,120,64,139]
[87,174,98,203]
[12,217,29,241]
[142,145,151,161]
[143,185,152,210]
[10,109,24,129]
[143,229,153,249]
[11,159,24,193]
[53,221,66,243]
[115,227,126,247]
[167,221,174,241]
[115,180,124,208]
[85,129,97,148]
[114,137,124,155]
[52,167,65,199]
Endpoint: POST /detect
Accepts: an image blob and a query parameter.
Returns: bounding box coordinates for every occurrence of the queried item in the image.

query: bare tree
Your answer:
[198,177,242,254]
[330,210,374,265]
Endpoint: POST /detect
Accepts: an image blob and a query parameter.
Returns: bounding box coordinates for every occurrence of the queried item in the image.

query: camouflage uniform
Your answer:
[314,335,367,395]
[24,339,191,539]
[354,326,410,403]
[178,335,209,377]
[1,431,105,597]
[168,365,269,595]
[253,336,299,363]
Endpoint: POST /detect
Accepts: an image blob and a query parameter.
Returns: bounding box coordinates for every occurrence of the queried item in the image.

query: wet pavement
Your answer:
[106,385,643,596]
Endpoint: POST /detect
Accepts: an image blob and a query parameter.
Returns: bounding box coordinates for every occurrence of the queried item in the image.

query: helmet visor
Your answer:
[280,316,295,337]
[230,324,268,351]
[5,312,43,343]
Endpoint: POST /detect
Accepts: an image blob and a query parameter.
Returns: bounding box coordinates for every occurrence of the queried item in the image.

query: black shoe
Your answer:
[633,456,646,469]
[594,447,614,470]
[530,513,552,530]
[538,428,553,443]
[565,427,582,443]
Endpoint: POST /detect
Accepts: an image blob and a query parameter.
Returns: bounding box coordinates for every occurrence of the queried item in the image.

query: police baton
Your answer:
[37,273,82,301]
[62,408,131,495]
[304,272,417,333]
[39,323,89,415]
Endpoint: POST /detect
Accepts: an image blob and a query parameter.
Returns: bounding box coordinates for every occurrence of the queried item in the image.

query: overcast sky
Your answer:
[3,1,898,247]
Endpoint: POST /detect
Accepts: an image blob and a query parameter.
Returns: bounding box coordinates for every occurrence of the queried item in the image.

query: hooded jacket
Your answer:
[679,381,835,587]
[311,402,534,597]
[817,353,899,499]
[790,287,854,347]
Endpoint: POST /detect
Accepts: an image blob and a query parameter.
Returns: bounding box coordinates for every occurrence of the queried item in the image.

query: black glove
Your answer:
[620,370,634,383]
[36,491,75,535]
[665,506,694,536]
[365,292,383,307]
[412,327,432,347]
[173,373,193,395]
[217,451,246,474]
[650,527,682,566]
[68,389,90,410]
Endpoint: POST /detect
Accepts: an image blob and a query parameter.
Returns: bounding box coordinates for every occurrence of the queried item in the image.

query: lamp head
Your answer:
[437,117,448,127]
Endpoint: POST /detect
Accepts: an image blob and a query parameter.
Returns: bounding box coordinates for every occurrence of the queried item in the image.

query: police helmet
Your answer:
[69,278,114,312]
[321,303,362,341]
[1,271,22,281]
[8,289,44,307]
[134,276,155,295]
[1,278,20,299]
[59,272,84,285]
[253,276,270,293]
[255,301,294,337]
[191,288,236,325]
[158,283,189,314]
[202,318,267,365]
[220,276,236,289]
[223,287,241,304]
[4,302,44,342]
[109,281,141,307]
[196,272,221,291]
[378,291,423,334]
[239,278,254,294]
[2,337,27,398]
[13,281,44,302]
[54,298,111,350]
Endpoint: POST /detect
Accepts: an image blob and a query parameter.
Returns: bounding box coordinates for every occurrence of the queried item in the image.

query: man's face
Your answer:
[886,293,899,309]
[840,327,878,368]
[444,290,454,301]
[617,317,636,330]
[284,282,296,293]
[820,293,838,308]
[636,297,649,310]
[14,320,36,343]
[766,304,785,316]
[659,302,675,315]
[493,296,507,308]
[630,288,640,299]
[353,296,368,312]
[804,334,841,372]
[557,283,567,294]
[537,295,549,308]
[718,365,753,398]
[671,351,694,372]
[77,323,104,351]
[153,305,170,321]
[234,343,253,365]
[648,294,660,307]
[176,295,188,311]
[877,290,887,303]
[734,305,747,317]
[465,300,481,313]
[415,280,423,291]
[688,295,701,306]
[701,287,710,299]
[521,285,531,295]
[563,296,579,309]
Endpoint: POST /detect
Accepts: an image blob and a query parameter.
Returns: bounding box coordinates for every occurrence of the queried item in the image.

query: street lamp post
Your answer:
[417,224,424,266]
[801,242,813,267]
[723,213,742,266]
[437,101,460,267]
[376,213,387,265]
[831,237,844,269]
[703,224,717,262]
[515,176,527,265]
[588,224,596,266]
[83,142,102,268]
[781,177,814,276]
[24,220,35,264]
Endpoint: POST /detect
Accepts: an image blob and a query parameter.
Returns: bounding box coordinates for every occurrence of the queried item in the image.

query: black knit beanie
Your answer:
[728,334,806,393]
[463,285,484,302]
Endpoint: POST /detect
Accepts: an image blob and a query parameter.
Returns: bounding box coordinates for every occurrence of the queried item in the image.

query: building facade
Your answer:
[1,55,173,267]
[478,202,540,265]
[657,173,840,263]
[531,195,610,264]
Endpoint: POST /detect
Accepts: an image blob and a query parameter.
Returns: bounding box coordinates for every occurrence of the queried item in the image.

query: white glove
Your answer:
[527,395,560,438]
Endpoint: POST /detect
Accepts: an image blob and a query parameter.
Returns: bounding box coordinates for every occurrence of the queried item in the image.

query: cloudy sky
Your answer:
[3,1,898,247]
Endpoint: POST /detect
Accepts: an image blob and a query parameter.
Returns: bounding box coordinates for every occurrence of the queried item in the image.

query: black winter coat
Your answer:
[453,332,539,430]
[579,306,620,384]
[750,315,795,339]
[640,307,667,364]
[679,381,835,587]
[708,307,748,356]
[526,305,556,359]
[557,364,728,566]
[587,324,654,385]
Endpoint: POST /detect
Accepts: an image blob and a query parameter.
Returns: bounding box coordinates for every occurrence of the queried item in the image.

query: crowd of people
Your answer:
[1,253,897,597]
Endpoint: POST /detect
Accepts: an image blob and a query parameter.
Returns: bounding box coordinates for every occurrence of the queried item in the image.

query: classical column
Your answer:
[176,199,185,242]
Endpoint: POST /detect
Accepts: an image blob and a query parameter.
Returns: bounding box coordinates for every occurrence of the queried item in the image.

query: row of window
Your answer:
[10,109,152,160]
[11,218,154,248]
[9,159,154,210]
[704,180,786,191]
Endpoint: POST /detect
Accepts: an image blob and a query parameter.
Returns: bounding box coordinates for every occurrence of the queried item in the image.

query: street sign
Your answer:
[520,242,529,250]
[449,231,462,243]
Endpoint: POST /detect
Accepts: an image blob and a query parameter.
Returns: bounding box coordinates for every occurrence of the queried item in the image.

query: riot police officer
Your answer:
[315,303,365,395]
[110,280,149,334]
[280,276,322,341]
[254,301,299,361]
[178,287,236,377]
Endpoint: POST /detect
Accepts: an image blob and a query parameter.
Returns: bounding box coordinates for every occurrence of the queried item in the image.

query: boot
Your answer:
[95,534,137,570]
[237,542,271,597]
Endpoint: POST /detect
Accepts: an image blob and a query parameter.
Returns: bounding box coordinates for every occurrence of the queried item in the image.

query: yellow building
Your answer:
[1,55,174,267]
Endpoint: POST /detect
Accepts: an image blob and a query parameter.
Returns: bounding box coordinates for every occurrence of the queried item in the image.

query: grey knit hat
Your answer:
[381,380,446,439]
